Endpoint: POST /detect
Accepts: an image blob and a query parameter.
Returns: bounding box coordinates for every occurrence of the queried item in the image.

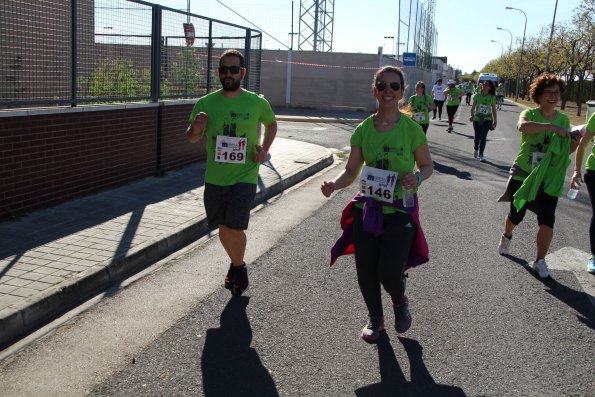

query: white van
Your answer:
[477,73,499,87]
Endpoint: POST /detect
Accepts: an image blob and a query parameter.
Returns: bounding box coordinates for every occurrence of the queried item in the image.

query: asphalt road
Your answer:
[1,103,593,396]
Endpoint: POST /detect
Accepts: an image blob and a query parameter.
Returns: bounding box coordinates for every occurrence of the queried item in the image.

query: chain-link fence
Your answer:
[0,0,262,109]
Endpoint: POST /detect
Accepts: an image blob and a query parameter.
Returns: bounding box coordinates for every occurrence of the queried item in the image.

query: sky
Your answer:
[151,0,582,74]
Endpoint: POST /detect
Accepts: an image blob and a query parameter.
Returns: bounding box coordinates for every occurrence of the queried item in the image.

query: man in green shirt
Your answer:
[186,49,277,295]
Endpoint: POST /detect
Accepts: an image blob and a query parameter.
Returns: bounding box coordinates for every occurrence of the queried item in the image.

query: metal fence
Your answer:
[0,0,262,109]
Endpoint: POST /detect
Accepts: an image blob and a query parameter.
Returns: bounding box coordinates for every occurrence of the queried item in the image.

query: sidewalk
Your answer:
[0,109,366,349]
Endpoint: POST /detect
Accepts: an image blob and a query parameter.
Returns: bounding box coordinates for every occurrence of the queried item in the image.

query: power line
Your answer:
[214,0,289,49]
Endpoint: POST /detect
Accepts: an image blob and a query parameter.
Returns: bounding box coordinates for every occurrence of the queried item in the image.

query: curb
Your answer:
[0,151,334,349]
[276,116,365,124]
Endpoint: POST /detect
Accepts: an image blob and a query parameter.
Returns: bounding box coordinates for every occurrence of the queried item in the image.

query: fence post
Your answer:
[71,0,77,107]
[150,5,162,102]
[244,29,251,89]
[151,5,163,174]
[207,21,213,93]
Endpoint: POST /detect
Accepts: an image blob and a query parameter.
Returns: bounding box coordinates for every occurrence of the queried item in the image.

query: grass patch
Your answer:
[510,97,590,126]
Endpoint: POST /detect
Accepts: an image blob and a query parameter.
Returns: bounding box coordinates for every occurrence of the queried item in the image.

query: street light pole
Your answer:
[545,0,559,72]
[491,40,504,57]
[496,27,513,53]
[506,6,527,100]
[384,36,395,58]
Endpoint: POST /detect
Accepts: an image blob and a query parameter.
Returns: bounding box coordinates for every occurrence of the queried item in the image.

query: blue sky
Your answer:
[153,0,581,74]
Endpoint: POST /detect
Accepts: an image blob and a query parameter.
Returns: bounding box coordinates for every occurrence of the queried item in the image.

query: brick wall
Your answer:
[0,102,204,218]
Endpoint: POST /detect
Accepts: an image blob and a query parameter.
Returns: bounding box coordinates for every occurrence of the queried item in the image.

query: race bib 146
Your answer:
[360,166,398,203]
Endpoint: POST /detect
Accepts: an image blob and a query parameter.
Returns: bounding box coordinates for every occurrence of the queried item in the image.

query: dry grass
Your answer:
[510,97,590,126]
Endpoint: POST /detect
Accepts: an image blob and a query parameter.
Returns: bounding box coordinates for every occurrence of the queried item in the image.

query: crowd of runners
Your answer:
[186,49,595,343]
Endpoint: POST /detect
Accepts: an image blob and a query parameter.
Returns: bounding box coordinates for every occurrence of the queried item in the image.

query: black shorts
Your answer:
[506,178,558,228]
[204,182,256,230]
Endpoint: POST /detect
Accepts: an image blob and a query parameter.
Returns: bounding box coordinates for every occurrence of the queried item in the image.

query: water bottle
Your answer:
[403,190,415,208]
[567,187,579,200]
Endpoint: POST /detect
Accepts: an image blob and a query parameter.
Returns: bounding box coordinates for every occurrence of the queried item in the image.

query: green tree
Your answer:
[89,58,146,98]
[167,47,204,97]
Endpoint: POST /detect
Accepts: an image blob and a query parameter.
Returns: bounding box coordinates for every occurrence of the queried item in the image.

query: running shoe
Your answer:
[224,263,249,295]
[531,258,552,279]
[360,316,385,341]
[473,150,478,159]
[498,234,511,255]
[479,155,486,162]
[587,256,595,274]
[393,295,412,334]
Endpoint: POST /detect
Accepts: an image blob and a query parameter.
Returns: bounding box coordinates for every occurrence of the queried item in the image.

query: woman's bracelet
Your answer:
[415,171,423,186]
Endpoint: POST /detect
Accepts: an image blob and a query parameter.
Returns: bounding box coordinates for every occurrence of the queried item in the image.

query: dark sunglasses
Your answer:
[375,81,401,91]
[218,65,243,74]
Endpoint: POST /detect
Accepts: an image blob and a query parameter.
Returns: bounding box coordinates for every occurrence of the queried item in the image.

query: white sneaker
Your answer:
[498,234,511,255]
[473,150,478,159]
[479,155,486,162]
[532,258,553,279]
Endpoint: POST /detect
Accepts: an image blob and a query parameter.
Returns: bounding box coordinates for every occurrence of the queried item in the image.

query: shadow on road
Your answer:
[201,296,279,397]
[355,334,466,396]
[502,254,594,330]
[433,161,472,180]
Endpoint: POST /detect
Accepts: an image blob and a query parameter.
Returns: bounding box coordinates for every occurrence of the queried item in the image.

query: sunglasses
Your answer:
[218,65,243,74]
[375,81,401,91]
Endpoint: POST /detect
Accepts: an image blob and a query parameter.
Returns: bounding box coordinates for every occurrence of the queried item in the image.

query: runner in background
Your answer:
[470,80,497,162]
[496,84,505,110]
[407,81,436,135]
[465,81,474,106]
[443,80,464,133]
[431,79,446,120]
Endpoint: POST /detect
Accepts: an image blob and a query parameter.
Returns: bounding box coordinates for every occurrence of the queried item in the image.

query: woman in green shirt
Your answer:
[469,80,497,162]
[407,81,436,134]
[321,66,433,341]
[443,80,464,132]
[497,73,579,279]
[570,112,595,274]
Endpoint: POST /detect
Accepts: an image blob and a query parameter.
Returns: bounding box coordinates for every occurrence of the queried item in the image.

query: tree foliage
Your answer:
[477,0,595,113]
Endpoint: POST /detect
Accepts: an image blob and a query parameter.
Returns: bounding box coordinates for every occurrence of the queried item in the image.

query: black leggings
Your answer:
[446,105,459,125]
[473,121,492,156]
[465,93,472,105]
[584,170,595,255]
[433,100,444,118]
[352,206,416,317]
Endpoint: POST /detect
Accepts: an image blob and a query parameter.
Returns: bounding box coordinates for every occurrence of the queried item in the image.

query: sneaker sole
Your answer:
[360,325,385,341]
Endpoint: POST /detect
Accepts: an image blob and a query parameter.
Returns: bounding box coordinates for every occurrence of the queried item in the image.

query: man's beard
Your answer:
[221,77,241,91]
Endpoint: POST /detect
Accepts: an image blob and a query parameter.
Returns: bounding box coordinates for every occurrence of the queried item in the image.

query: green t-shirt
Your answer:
[584,113,595,171]
[466,84,474,94]
[445,88,463,106]
[407,94,434,125]
[188,89,276,186]
[496,86,504,96]
[472,93,496,122]
[351,115,428,213]
[513,108,571,177]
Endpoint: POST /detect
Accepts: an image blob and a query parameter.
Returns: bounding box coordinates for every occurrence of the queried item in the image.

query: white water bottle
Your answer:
[403,190,415,207]
[567,187,579,200]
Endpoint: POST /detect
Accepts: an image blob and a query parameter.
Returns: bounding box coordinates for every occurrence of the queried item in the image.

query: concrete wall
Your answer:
[260,50,433,111]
